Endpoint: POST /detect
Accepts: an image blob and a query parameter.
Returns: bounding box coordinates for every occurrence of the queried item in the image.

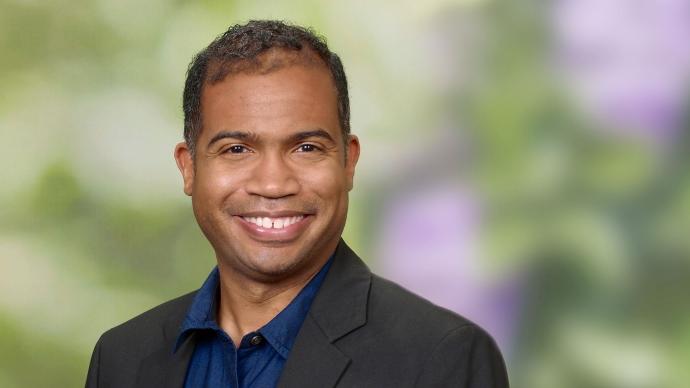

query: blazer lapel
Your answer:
[135,295,196,388]
[278,240,372,388]
[277,315,351,388]
[135,335,195,388]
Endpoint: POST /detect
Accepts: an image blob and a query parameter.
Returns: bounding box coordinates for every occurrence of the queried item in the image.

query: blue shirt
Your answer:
[174,258,333,388]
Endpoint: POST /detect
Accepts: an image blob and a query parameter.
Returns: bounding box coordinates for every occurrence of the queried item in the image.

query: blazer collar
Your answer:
[278,240,372,388]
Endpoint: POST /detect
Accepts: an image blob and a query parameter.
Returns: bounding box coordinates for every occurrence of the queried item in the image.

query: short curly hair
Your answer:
[182,20,350,156]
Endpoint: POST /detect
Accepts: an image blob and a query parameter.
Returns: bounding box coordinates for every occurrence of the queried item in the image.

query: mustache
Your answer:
[227,198,319,215]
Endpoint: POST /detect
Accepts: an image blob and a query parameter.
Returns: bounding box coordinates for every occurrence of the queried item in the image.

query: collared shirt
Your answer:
[174,257,333,388]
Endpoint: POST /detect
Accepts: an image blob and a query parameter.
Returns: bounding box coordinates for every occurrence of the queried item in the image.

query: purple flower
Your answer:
[375,183,522,354]
[552,0,690,144]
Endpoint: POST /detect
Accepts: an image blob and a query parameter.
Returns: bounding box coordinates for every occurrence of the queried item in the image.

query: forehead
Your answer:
[199,63,340,140]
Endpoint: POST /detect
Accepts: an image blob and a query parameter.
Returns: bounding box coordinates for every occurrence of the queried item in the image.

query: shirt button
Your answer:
[249,334,264,346]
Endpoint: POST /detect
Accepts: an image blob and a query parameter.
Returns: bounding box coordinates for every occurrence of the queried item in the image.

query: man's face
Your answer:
[175,62,359,283]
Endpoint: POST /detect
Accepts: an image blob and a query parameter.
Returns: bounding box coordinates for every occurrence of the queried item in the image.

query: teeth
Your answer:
[243,215,304,229]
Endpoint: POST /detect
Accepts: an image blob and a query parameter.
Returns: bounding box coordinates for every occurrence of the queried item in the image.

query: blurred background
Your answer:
[1,0,689,386]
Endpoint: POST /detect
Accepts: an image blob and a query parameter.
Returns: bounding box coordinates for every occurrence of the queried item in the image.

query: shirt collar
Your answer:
[174,255,333,355]
[258,257,333,358]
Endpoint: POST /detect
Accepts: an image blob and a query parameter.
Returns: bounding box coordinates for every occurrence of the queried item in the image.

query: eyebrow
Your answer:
[207,128,336,148]
[289,129,336,143]
[207,130,257,148]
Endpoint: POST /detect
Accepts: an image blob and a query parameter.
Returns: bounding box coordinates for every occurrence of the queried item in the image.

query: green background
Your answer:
[1,0,689,387]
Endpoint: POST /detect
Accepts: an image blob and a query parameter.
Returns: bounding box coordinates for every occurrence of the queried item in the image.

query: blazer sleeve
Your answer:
[85,336,103,388]
[414,325,509,388]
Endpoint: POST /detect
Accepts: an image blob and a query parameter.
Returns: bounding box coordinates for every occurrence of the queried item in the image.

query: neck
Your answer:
[215,260,327,347]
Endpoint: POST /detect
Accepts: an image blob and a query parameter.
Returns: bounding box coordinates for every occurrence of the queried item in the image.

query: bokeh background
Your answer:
[2,0,689,387]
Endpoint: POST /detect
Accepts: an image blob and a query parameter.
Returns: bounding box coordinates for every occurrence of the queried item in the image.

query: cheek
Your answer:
[299,164,347,202]
[194,164,245,201]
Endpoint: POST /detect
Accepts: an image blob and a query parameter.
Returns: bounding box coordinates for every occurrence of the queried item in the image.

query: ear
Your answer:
[174,142,195,196]
[344,134,360,191]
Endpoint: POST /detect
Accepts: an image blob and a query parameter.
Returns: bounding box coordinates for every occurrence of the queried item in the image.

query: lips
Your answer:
[242,215,304,229]
[234,212,313,242]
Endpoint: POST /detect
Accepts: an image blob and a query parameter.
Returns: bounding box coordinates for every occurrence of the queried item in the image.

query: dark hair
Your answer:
[182,20,350,155]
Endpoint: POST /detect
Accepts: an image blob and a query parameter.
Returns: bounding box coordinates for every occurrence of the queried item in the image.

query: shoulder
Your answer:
[368,273,503,351]
[95,291,195,367]
[99,291,196,346]
[360,274,508,386]
[368,273,475,334]
[86,291,197,387]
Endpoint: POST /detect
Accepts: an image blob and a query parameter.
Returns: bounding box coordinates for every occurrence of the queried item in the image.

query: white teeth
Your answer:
[243,215,305,229]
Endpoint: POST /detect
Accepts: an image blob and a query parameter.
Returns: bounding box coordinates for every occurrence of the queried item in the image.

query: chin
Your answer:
[227,245,311,281]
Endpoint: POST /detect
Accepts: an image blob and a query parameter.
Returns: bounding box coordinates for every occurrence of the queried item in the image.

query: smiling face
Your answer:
[175,61,359,284]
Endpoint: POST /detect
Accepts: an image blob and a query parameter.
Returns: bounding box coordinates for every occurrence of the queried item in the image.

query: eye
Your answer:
[297,144,319,152]
[226,145,249,154]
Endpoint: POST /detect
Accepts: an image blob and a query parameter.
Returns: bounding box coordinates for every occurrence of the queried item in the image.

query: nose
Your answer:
[245,152,300,199]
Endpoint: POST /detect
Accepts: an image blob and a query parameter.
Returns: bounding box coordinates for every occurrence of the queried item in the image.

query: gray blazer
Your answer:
[85,241,509,387]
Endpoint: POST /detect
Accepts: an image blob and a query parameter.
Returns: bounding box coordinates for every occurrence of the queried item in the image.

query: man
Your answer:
[85,20,509,388]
